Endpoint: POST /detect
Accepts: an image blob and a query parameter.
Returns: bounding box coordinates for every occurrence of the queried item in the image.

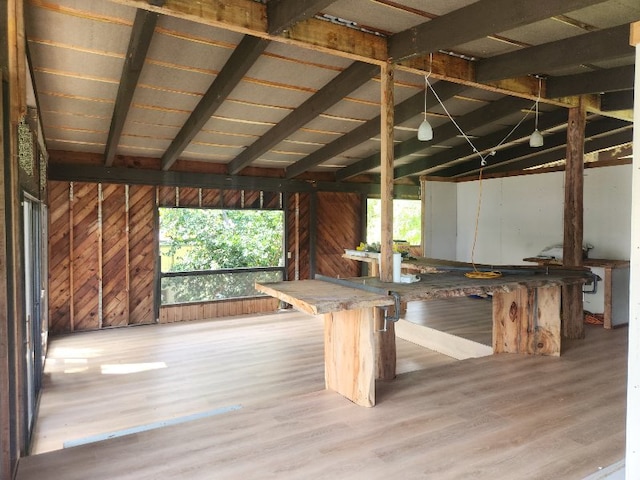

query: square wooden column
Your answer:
[562,100,586,339]
[379,61,394,282]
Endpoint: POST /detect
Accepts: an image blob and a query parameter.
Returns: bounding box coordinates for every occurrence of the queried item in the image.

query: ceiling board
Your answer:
[322,0,425,34]
[23,0,635,183]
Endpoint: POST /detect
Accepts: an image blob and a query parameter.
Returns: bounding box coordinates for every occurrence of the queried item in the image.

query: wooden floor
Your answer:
[403,296,493,345]
[19,301,627,480]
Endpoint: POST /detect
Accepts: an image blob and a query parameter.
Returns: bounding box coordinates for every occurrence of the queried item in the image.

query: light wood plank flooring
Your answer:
[403,296,493,345]
[19,304,627,479]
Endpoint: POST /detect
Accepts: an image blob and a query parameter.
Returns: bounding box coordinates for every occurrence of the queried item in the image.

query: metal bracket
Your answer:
[377,291,401,332]
[582,272,600,294]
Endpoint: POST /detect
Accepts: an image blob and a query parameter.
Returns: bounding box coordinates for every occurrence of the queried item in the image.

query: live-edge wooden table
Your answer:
[256,270,590,407]
[523,257,630,329]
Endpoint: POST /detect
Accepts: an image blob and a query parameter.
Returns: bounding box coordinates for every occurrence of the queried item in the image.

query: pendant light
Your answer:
[418,55,433,141]
[529,77,543,147]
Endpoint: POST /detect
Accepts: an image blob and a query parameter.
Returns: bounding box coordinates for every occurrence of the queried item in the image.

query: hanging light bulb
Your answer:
[418,73,433,141]
[530,77,543,148]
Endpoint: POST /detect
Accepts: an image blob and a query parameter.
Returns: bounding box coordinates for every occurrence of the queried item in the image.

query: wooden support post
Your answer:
[323,308,375,407]
[375,307,396,381]
[626,20,640,480]
[562,101,586,339]
[0,77,14,480]
[493,286,561,356]
[379,61,394,282]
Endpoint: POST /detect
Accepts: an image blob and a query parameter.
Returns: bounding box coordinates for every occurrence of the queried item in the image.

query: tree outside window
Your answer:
[159,208,284,304]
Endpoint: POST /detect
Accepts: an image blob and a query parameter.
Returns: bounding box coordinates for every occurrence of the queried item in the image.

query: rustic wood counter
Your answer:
[523,257,630,329]
[256,269,591,407]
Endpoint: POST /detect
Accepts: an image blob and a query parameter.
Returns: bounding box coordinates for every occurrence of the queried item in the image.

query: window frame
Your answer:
[158,206,286,305]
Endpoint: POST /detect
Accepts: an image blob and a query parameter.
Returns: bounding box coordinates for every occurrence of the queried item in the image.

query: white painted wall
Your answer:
[584,166,632,259]
[447,165,631,265]
[625,35,639,480]
[423,181,457,260]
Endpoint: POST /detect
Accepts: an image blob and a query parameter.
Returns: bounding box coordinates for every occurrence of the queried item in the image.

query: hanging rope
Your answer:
[464,165,502,279]
[426,79,542,280]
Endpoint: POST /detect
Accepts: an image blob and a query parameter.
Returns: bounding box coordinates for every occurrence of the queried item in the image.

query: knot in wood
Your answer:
[509,301,518,322]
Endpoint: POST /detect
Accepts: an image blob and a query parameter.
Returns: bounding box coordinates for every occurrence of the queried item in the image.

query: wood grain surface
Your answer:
[20,307,627,480]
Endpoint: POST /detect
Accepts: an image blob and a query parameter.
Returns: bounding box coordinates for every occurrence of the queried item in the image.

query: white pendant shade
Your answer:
[529,129,543,147]
[418,119,433,141]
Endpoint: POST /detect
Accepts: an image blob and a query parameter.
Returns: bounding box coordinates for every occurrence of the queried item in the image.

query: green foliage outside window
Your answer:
[366,199,421,246]
[159,208,284,303]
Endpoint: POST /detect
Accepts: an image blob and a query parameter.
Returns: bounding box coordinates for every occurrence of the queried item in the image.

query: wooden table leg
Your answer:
[492,285,561,356]
[323,308,376,407]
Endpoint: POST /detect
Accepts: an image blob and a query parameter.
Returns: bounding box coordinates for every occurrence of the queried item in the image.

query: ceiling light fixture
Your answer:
[418,54,433,141]
[529,77,543,148]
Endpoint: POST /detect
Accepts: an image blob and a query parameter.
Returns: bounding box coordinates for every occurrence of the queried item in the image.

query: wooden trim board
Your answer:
[395,319,493,360]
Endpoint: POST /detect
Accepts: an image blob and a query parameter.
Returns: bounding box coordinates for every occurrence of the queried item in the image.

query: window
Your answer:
[366,198,421,246]
[159,207,285,304]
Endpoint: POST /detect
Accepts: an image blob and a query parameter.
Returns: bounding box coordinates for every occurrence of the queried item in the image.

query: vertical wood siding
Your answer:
[101,184,128,328]
[316,192,361,278]
[286,191,362,281]
[49,183,338,332]
[71,182,100,330]
[128,185,155,325]
[48,181,71,333]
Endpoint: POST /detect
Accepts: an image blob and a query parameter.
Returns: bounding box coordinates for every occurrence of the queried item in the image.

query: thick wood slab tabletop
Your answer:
[255,279,394,315]
[343,271,590,303]
[523,257,630,269]
[257,269,591,315]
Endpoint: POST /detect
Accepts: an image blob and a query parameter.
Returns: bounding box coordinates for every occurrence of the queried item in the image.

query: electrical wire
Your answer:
[425,79,542,280]
[464,165,502,279]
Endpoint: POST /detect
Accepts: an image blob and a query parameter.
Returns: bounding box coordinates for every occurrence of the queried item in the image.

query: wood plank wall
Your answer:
[48,183,364,332]
[48,181,156,334]
[316,192,361,278]
[286,191,362,280]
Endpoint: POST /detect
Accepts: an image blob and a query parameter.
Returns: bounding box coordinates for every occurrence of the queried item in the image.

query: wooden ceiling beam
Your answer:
[48,161,419,197]
[476,24,636,83]
[388,0,608,62]
[227,61,379,175]
[601,90,634,112]
[546,65,635,98]
[395,108,570,179]
[336,95,534,181]
[267,0,335,36]
[107,0,614,103]
[161,35,269,171]
[104,6,163,167]
[484,128,632,176]
[286,81,465,179]
[108,0,388,63]
[442,118,631,177]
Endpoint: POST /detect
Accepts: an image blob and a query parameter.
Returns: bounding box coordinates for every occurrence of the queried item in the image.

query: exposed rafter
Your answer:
[546,65,635,98]
[601,90,634,111]
[267,0,336,36]
[476,24,636,83]
[104,6,163,167]
[439,118,631,177]
[109,0,388,64]
[161,35,270,171]
[388,0,608,62]
[227,61,379,175]
[394,108,570,179]
[285,81,465,179]
[336,95,534,181]
[483,128,633,175]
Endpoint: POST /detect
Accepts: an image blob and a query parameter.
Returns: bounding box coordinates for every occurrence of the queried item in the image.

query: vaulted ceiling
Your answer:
[25,0,638,193]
